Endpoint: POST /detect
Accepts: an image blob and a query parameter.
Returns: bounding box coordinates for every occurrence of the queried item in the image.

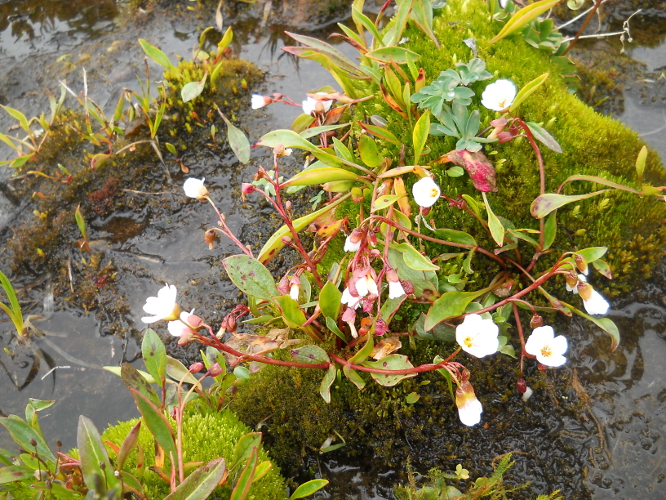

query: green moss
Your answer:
[348,0,666,295]
[101,408,287,500]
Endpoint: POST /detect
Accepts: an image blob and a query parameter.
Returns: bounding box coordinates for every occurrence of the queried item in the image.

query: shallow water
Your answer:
[0,1,665,498]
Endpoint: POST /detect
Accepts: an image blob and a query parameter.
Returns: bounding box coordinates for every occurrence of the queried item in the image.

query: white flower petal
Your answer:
[481,79,517,112]
[525,325,568,367]
[302,92,333,115]
[412,177,441,208]
[583,289,610,315]
[251,94,268,109]
[141,284,180,324]
[344,235,362,252]
[388,280,406,299]
[458,397,483,426]
[455,314,500,358]
[183,178,209,199]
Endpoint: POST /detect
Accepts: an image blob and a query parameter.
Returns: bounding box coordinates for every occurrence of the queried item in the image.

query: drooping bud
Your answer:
[516,377,527,394]
[207,363,223,377]
[529,314,543,329]
[204,228,218,250]
[289,276,301,302]
[574,254,588,274]
[241,183,255,202]
[577,281,593,301]
[278,275,290,294]
[455,380,483,426]
[189,362,204,373]
[375,318,389,336]
[401,279,415,295]
[488,117,508,140]
[281,236,293,246]
[30,438,38,448]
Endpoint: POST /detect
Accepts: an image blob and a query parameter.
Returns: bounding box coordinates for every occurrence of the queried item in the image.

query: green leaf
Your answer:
[166,356,201,386]
[483,192,504,247]
[130,390,176,466]
[392,243,440,271]
[231,432,261,470]
[274,295,307,329]
[380,296,406,325]
[118,471,145,498]
[221,115,251,164]
[635,145,647,182]
[77,416,120,494]
[592,258,613,279]
[104,365,156,384]
[562,174,641,194]
[363,355,417,387]
[412,109,430,165]
[498,337,517,358]
[570,305,620,351]
[258,194,349,264]
[217,27,234,56]
[320,365,336,404]
[291,113,316,133]
[373,193,406,211]
[252,461,272,483]
[358,121,402,147]
[358,134,385,168]
[431,228,476,246]
[138,39,173,68]
[352,5,384,48]
[509,73,549,112]
[342,365,366,390]
[282,167,359,187]
[365,47,421,64]
[319,281,342,319]
[425,291,484,331]
[576,247,607,263]
[526,121,562,153]
[223,255,280,301]
[405,392,420,404]
[0,416,55,463]
[390,0,415,45]
[1,105,31,135]
[285,32,364,78]
[530,190,610,218]
[142,328,167,385]
[299,123,350,140]
[116,421,141,471]
[290,345,330,364]
[181,73,207,103]
[542,210,557,251]
[120,362,160,406]
[163,458,226,500]
[0,465,34,484]
[325,316,347,341]
[490,0,561,44]
[231,447,258,500]
[289,479,330,499]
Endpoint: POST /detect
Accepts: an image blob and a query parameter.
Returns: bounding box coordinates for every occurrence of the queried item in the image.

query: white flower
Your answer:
[290,282,300,302]
[455,314,500,358]
[566,273,586,294]
[521,386,533,402]
[142,284,180,323]
[251,94,270,109]
[583,289,610,315]
[302,92,333,115]
[525,326,568,367]
[341,287,362,309]
[499,0,509,8]
[167,309,199,337]
[183,178,209,199]
[412,177,441,208]
[344,234,362,252]
[481,79,517,112]
[455,382,483,426]
[388,280,406,299]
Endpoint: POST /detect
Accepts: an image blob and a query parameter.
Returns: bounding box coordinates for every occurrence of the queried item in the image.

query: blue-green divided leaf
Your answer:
[425,291,484,331]
[77,416,120,494]
[0,416,55,463]
[289,479,330,499]
[129,389,176,466]
[320,365,336,404]
[223,255,280,301]
[363,355,417,387]
[163,458,226,500]
[290,345,330,364]
[142,328,167,384]
[138,39,174,68]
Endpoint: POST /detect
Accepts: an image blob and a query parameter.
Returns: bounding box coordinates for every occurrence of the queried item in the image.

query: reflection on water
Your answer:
[0,1,665,498]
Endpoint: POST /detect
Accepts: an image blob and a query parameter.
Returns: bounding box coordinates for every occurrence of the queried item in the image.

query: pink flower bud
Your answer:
[207,363,223,377]
[375,318,388,336]
[516,378,527,394]
[189,362,204,373]
[530,314,543,329]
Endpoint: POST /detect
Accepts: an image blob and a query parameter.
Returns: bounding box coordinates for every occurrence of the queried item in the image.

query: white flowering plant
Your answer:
[135,0,666,428]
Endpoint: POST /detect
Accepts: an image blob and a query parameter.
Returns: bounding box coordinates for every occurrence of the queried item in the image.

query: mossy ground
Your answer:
[99,408,287,499]
[342,0,666,297]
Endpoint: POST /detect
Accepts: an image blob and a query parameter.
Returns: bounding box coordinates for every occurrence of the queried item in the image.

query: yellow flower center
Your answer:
[540,345,552,358]
[430,188,438,198]
[498,98,506,109]
[464,336,474,348]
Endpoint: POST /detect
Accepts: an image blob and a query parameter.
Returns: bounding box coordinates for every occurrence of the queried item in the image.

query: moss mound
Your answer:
[101,408,287,499]
[346,0,666,295]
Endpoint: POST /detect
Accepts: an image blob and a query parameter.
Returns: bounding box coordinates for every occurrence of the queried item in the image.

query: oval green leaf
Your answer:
[289,479,330,499]
[223,255,280,301]
[138,39,173,68]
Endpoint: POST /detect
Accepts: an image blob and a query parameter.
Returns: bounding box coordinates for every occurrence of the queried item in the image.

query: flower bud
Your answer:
[401,279,415,295]
[273,144,286,156]
[529,314,543,329]
[56,440,63,449]
[375,318,388,336]
[281,236,293,245]
[574,254,588,274]
[227,315,237,334]
[178,331,194,345]
[30,438,38,447]
[189,362,204,373]
[278,275,290,294]
[577,281,593,301]
[207,363,223,377]
[516,377,527,394]
[204,229,218,250]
